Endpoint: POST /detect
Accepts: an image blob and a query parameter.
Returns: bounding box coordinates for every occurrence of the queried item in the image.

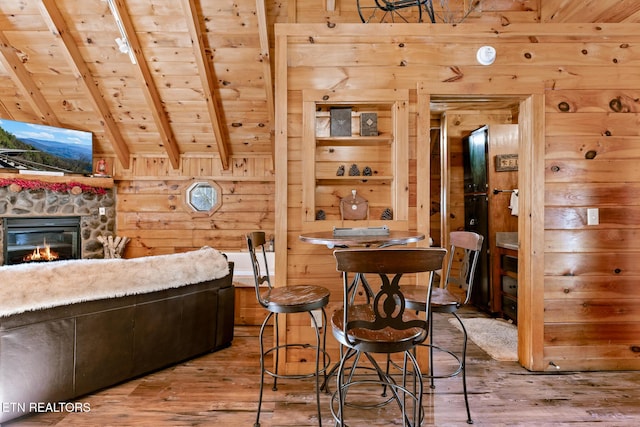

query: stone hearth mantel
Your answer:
[0,172,114,189]
[0,172,117,264]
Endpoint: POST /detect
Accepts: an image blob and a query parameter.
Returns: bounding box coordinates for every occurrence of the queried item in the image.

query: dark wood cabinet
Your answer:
[494,245,518,323]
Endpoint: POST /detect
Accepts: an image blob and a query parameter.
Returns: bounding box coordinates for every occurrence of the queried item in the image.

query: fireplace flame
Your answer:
[24,239,59,262]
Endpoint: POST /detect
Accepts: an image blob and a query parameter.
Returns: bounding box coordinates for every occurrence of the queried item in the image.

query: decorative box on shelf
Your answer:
[330,107,352,136]
[360,112,378,136]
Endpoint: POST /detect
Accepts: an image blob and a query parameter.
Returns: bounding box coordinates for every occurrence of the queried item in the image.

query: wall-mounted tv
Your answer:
[0,118,93,175]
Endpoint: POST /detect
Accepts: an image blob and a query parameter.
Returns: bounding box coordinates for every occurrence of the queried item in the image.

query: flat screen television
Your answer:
[0,118,93,175]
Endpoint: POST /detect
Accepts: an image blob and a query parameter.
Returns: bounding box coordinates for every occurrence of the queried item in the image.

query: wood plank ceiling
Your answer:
[0,1,637,171]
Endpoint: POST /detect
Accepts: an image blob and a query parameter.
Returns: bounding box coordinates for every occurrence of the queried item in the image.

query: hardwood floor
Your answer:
[6,308,640,426]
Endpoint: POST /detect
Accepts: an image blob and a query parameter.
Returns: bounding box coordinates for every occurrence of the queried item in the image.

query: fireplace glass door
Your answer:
[3,217,81,265]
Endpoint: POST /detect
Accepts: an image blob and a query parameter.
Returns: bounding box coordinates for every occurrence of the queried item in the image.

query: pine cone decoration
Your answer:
[381,208,393,220]
[348,164,360,176]
[336,165,345,176]
[315,209,326,220]
[363,166,372,176]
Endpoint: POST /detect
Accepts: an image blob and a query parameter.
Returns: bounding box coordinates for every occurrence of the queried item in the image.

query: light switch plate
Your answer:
[587,208,599,225]
[311,309,323,328]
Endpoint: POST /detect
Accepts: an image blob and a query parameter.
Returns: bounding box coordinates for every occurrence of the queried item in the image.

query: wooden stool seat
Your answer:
[262,285,330,314]
[332,305,427,353]
[403,286,460,312]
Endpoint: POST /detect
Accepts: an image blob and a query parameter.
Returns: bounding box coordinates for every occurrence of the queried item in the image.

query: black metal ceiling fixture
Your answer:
[357,0,480,24]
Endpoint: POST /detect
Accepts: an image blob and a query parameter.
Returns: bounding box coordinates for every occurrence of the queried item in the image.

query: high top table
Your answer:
[299,229,426,298]
[299,229,426,393]
[299,229,425,249]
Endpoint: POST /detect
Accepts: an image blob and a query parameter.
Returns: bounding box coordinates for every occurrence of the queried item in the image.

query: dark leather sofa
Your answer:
[0,259,234,423]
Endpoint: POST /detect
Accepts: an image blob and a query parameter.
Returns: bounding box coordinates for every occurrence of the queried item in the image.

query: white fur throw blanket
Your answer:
[0,246,229,317]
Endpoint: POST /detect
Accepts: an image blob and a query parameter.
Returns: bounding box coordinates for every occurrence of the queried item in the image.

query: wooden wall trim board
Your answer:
[273,29,290,374]
[518,94,546,371]
[416,84,431,249]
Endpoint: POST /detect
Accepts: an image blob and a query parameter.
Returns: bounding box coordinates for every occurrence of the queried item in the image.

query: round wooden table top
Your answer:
[299,229,425,248]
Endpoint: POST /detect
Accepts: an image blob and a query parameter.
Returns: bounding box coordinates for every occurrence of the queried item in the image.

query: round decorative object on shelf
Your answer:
[336,165,345,176]
[316,209,326,220]
[381,208,393,220]
[363,166,372,176]
[348,164,360,176]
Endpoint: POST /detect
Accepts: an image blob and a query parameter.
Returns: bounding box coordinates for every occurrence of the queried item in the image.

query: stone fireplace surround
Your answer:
[0,181,116,265]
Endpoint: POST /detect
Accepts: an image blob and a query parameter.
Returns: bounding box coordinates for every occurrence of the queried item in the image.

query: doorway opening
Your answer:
[429,95,523,321]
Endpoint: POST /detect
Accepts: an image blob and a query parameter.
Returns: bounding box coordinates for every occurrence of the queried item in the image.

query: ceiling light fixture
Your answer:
[115,37,129,54]
[104,0,137,64]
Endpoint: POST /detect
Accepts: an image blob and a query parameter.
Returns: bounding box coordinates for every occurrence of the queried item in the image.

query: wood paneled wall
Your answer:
[109,154,275,257]
[276,23,640,373]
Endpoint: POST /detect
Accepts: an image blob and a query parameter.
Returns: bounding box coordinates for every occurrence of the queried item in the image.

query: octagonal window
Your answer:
[186,181,221,215]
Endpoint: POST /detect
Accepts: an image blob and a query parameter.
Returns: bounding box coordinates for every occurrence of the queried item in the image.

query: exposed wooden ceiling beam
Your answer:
[0,97,12,119]
[0,30,62,127]
[256,0,275,168]
[180,0,230,170]
[38,0,131,169]
[106,0,182,170]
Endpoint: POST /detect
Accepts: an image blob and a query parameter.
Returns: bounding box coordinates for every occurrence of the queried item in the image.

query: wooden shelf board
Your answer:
[316,176,392,185]
[316,136,392,146]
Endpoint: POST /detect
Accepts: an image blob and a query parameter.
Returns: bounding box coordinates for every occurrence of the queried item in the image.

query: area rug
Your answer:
[448,317,518,362]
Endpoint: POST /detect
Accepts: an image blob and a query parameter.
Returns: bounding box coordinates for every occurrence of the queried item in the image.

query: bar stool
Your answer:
[403,231,484,425]
[330,247,446,426]
[246,231,331,427]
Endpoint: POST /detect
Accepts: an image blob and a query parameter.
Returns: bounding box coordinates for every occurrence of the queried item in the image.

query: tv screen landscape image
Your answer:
[0,119,93,175]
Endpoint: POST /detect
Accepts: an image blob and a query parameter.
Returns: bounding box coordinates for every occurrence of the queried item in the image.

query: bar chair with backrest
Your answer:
[403,230,484,425]
[246,231,331,427]
[330,247,447,426]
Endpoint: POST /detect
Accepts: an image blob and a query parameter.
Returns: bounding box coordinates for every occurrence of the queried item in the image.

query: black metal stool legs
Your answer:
[273,313,281,391]
[454,312,473,424]
[254,310,329,427]
[425,312,473,425]
[331,348,424,427]
[255,311,273,427]
[310,309,325,426]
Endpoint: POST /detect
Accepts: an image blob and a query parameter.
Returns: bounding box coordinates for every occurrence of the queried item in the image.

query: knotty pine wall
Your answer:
[110,155,274,257]
[108,155,275,326]
[275,23,640,373]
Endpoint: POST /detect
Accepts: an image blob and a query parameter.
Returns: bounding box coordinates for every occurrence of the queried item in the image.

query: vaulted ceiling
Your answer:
[0,0,638,171]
